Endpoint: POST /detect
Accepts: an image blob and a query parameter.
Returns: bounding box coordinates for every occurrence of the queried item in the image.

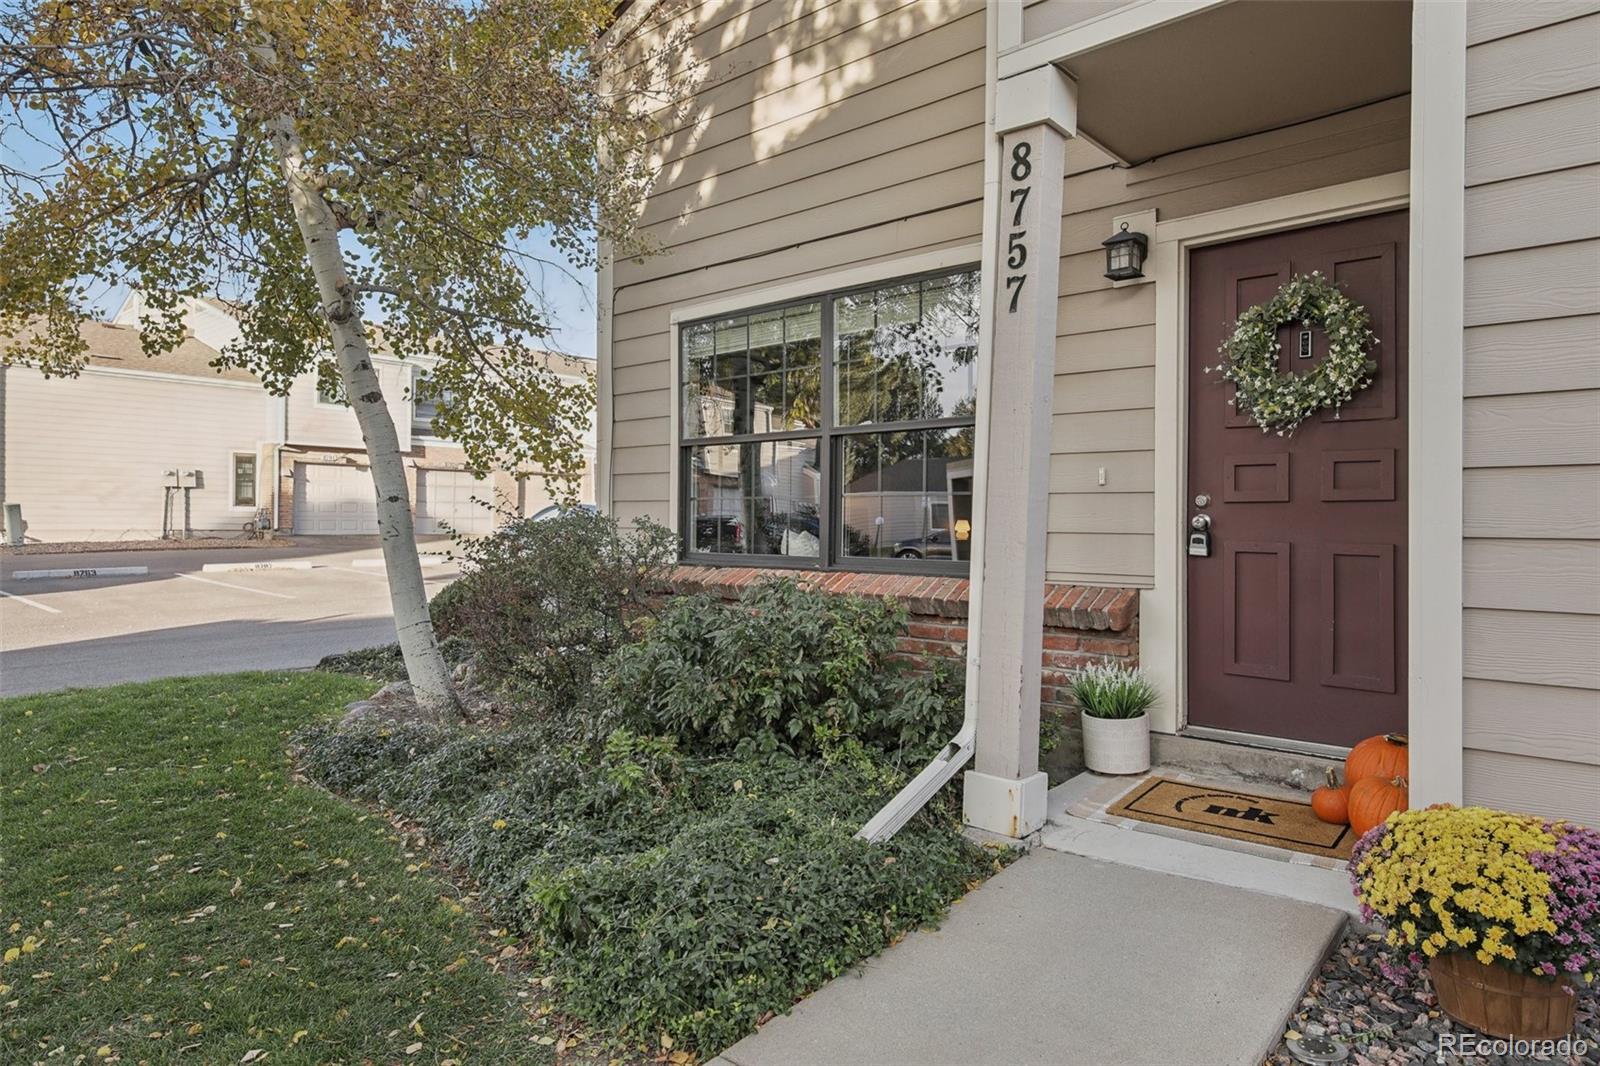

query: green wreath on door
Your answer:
[1208,271,1379,434]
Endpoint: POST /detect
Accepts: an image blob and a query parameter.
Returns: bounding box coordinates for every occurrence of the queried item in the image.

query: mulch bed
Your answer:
[1267,926,1599,1065]
[1,536,297,554]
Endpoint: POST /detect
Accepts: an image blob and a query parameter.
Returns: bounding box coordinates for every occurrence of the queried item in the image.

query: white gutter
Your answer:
[858,0,1003,844]
[272,392,289,530]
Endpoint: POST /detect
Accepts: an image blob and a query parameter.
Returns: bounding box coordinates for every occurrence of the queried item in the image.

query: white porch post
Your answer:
[964,65,1077,838]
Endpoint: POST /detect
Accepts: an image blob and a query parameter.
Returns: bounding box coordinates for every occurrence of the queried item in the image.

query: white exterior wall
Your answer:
[284,364,414,453]
[3,366,274,540]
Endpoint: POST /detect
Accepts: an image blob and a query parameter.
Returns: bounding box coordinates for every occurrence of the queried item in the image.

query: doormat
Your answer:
[1106,776,1354,860]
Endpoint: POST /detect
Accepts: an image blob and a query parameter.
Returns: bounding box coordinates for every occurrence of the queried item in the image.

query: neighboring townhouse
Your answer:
[1,293,595,541]
[597,0,1600,836]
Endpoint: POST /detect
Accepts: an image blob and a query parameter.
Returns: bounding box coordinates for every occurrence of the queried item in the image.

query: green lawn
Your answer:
[1,673,554,1065]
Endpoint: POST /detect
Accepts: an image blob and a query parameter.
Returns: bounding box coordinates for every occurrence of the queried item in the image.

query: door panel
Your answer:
[1223,542,1292,681]
[1186,211,1408,746]
[1321,543,1396,693]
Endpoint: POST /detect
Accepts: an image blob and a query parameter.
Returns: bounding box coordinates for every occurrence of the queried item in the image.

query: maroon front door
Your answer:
[1186,211,1408,746]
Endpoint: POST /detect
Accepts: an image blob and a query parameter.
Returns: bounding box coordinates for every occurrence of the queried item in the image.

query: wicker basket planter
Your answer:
[1430,951,1577,1040]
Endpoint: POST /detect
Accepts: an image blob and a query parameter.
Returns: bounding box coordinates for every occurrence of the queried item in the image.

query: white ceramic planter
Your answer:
[1081,712,1151,775]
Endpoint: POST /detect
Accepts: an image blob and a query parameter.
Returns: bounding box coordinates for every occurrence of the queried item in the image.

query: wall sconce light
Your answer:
[953,518,972,541]
[1102,222,1149,281]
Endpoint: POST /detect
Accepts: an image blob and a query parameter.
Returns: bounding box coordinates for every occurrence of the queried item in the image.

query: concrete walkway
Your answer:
[714,849,1345,1066]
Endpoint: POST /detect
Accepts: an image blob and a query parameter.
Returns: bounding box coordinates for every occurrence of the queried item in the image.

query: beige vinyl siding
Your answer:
[1047,95,1410,586]
[606,0,986,528]
[4,367,273,540]
[1459,1,1600,824]
[284,361,414,451]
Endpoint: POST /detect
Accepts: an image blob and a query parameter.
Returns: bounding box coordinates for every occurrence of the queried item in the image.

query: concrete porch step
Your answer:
[1045,771,1361,915]
[713,849,1345,1066]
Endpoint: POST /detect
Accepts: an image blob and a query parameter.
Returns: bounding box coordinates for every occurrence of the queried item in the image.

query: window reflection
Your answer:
[838,426,975,562]
[685,439,821,558]
[835,273,978,426]
[678,268,978,570]
[682,303,821,439]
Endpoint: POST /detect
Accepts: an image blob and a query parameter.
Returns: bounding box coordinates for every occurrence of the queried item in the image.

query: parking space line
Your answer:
[173,572,294,600]
[0,589,62,614]
[325,565,386,578]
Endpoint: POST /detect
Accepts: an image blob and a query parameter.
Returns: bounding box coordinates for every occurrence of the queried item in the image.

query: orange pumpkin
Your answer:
[1346,733,1408,786]
[1311,767,1349,825]
[1348,774,1409,837]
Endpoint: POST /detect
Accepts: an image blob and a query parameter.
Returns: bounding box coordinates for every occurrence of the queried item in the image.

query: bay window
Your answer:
[680,266,978,572]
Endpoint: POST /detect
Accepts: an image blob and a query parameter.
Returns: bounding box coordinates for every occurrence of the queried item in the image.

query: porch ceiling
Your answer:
[1061,0,1412,165]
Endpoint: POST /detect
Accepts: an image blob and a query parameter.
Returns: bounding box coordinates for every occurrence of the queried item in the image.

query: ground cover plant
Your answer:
[301,566,1003,1057]
[1,674,554,1064]
[296,721,998,1056]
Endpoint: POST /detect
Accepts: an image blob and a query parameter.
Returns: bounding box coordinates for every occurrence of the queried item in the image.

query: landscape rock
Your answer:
[1267,926,1599,1065]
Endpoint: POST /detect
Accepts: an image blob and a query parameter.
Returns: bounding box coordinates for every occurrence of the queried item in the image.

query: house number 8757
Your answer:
[1005,140,1032,314]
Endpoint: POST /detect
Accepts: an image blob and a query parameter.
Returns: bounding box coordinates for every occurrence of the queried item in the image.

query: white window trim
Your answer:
[228,450,260,510]
[665,244,983,546]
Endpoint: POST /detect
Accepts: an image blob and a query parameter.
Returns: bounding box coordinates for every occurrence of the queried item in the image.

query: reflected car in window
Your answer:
[890,528,953,560]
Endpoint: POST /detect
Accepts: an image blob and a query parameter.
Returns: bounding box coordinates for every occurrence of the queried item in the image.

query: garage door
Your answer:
[293,463,379,535]
[415,469,495,535]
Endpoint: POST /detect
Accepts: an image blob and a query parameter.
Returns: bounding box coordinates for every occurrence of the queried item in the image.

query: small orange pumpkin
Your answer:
[1346,733,1408,787]
[1348,774,1409,837]
[1311,767,1349,825]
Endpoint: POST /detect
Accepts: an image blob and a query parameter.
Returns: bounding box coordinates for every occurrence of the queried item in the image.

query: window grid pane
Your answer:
[679,268,977,571]
[233,455,257,508]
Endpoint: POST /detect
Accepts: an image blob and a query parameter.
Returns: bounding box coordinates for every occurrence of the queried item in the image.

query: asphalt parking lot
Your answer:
[0,538,460,697]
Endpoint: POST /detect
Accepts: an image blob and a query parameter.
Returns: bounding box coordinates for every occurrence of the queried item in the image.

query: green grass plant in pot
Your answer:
[1071,663,1157,774]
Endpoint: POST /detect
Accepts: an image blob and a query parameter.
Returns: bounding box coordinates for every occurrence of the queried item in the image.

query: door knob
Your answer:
[1190,514,1211,531]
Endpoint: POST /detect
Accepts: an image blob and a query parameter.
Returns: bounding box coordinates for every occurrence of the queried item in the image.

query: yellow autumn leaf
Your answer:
[291,1030,307,1045]
[96,1047,112,1058]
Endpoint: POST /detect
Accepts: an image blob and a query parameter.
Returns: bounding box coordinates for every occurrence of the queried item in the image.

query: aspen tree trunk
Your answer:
[267,115,461,720]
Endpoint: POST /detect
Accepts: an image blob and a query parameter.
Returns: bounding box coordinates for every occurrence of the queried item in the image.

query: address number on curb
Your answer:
[1005,140,1032,314]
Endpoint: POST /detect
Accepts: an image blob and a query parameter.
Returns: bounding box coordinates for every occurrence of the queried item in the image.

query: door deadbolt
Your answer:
[1194,493,1211,508]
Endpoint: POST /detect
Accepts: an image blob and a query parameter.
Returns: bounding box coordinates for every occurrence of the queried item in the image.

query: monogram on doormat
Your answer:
[1106,776,1354,859]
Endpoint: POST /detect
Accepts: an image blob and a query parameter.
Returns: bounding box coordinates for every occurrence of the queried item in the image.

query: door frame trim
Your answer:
[1143,171,1411,738]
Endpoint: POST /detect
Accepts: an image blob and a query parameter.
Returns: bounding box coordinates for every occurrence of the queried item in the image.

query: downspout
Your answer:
[272,392,288,530]
[858,0,1003,843]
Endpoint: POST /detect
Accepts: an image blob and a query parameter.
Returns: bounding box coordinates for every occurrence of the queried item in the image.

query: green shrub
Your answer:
[295,721,1000,1055]
[429,510,677,717]
[604,578,962,763]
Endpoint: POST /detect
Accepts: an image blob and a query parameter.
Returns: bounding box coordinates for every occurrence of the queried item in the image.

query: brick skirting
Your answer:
[655,566,1141,778]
